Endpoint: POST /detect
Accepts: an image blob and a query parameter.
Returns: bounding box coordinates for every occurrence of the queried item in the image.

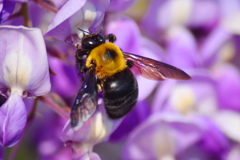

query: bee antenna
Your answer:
[78,28,90,35]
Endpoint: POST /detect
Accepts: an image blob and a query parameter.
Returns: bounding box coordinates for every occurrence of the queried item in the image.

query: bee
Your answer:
[70,32,191,129]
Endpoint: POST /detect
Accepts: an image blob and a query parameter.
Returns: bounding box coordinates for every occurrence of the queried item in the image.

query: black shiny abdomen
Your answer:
[102,68,138,119]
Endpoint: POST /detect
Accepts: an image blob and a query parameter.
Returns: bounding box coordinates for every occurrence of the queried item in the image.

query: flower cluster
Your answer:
[0,0,240,160]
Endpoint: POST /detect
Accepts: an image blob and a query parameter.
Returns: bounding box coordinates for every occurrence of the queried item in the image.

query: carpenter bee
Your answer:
[70,32,191,129]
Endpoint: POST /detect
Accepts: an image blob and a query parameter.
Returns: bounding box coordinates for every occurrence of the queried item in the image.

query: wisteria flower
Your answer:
[61,100,122,160]
[122,113,229,160]
[152,71,217,115]
[0,25,51,147]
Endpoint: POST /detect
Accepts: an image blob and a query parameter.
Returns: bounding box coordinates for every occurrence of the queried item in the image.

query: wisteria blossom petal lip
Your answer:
[0,25,51,97]
[45,0,110,44]
[0,92,27,147]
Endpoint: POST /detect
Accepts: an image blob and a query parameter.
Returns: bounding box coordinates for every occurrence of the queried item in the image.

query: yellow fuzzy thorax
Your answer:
[86,42,127,79]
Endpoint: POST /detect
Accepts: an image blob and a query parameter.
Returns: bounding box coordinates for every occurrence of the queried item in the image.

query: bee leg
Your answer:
[97,80,102,92]
[104,34,116,43]
[76,50,89,60]
[76,50,89,72]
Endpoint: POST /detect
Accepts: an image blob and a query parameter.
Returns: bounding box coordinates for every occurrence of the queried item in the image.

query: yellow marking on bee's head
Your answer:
[86,42,127,79]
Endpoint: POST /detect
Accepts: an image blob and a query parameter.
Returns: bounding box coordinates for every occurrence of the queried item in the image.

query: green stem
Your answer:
[21,3,32,27]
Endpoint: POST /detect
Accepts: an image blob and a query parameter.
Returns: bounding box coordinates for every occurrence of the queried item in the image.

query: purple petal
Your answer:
[141,0,166,40]
[213,111,240,142]
[187,0,220,29]
[107,0,136,12]
[110,100,151,141]
[152,79,176,112]
[105,15,141,53]
[0,1,16,23]
[200,27,232,67]
[219,0,240,17]
[214,64,240,111]
[0,92,27,147]
[51,0,68,9]
[49,56,80,98]
[0,0,28,23]
[0,25,51,97]
[198,118,229,154]
[227,145,240,160]
[166,26,200,69]
[45,0,86,42]
[220,0,240,34]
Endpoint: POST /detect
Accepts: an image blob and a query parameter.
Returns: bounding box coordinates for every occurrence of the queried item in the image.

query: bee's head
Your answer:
[81,32,105,50]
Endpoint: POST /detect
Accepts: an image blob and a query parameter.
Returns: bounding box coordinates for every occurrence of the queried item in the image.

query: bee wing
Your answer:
[70,67,98,129]
[123,52,191,80]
